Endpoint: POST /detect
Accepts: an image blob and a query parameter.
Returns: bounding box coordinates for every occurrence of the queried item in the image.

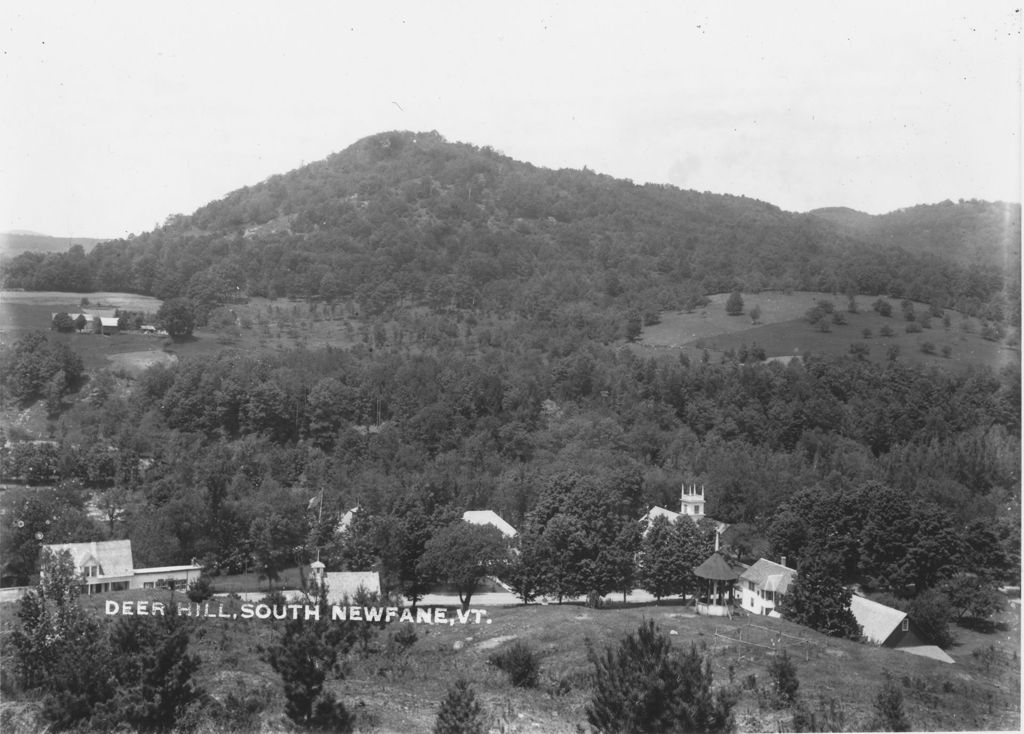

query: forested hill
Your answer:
[808,200,1021,268]
[2,131,1018,329]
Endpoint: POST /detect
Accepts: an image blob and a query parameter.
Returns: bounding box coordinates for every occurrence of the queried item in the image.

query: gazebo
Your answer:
[693,552,739,617]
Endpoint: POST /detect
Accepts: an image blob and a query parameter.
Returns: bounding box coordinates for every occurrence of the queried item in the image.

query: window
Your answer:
[143,582,154,589]
[747,581,755,592]
[901,619,909,632]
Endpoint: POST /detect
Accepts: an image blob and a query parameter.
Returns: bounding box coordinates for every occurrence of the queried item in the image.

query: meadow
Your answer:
[638,291,1018,372]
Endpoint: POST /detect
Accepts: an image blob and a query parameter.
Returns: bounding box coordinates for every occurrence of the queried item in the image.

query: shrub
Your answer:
[871,674,910,731]
[766,650,799,707]
[489,641,539,688]
[791,696,845,732]
[919,341,935,355]
[187,575,214,603]
[434,679,487,734]
[586,621,734,733]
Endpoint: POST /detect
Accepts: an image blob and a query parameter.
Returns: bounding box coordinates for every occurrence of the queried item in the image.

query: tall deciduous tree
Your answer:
[155,298,196,339]
[417,521,509,610]
[779,553,861,639]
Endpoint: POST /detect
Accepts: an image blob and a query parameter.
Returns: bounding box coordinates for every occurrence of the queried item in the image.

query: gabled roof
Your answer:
[850,594,907,644]
[463,510,518,538]
[643,506,681,524]
[740,558,797,594]
[693,552,740,581]
[336,507,359,533]
[98,317,120,327]
[322,571,381,604]
[43,540,133,579]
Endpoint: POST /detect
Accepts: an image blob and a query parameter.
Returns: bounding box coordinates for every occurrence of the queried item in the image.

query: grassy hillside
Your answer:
[638,291,1019,372]
[2,593,1017,732]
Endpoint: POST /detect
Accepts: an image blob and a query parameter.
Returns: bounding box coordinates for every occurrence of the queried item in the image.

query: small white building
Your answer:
[131,563,203,591]
[308,561,382,604]
[738,558,797,616]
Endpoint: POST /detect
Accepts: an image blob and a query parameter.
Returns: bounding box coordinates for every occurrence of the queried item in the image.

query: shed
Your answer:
[850,594,924,648]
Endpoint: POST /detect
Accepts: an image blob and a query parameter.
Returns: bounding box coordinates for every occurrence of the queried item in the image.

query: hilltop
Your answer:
[1,131,1018,341]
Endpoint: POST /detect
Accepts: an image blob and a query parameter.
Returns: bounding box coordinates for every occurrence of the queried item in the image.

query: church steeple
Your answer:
[680,483,705,517]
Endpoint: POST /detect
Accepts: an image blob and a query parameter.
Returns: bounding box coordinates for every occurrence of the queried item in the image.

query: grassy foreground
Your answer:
[3,590,1016,732]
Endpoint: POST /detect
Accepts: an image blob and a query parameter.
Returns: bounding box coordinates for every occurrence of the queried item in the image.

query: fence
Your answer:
[711,622,825,662]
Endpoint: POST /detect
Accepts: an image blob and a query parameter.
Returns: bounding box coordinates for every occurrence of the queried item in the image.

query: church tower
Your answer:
[680,483,705,517]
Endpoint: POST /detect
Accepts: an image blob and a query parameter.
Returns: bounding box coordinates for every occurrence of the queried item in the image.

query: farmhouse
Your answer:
[737,557,797,616]
[42,540,202,593]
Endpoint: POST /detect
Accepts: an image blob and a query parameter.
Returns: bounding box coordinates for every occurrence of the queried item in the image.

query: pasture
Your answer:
[638,291,1019,372]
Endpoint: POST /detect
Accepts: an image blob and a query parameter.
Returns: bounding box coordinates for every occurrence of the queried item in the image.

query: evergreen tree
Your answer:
[434,678,487,734]
[265,612,355,731]
[586,621,735,733]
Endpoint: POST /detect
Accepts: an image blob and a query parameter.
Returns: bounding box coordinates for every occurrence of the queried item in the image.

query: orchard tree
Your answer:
[725,291,745,316]
[52,312,75,332]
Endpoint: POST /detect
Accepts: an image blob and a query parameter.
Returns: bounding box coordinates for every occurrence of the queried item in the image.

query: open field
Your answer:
[637,291,1019,372]
[2,592,1017,732]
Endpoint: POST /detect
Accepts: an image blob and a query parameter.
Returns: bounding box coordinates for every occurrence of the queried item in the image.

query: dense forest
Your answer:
[2,131,1019,334]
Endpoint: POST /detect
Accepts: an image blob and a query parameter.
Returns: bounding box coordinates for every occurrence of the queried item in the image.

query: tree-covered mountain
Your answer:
[809,200,1020,268]
[2,131,1018,333]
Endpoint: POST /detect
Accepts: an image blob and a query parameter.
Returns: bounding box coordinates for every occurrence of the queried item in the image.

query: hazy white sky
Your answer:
[2,1,1021,238]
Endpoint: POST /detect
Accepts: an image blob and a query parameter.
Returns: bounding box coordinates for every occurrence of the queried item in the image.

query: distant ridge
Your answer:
[1,232,110,257]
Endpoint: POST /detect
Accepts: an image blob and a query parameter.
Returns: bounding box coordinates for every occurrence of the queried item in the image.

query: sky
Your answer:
[1,1,1021,239]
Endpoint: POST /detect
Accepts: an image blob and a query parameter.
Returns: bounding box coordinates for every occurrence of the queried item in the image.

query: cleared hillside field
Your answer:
[638,291,1019,372]
[1,593,1016,733]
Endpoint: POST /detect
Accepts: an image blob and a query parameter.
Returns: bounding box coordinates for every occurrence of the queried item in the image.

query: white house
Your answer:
[738,558,797,616]
[44,540,134,594]
[462,510,518,538]
[42,540,201,594]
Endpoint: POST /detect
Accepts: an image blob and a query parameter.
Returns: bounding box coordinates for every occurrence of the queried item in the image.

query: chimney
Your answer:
[780,555,787,568]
